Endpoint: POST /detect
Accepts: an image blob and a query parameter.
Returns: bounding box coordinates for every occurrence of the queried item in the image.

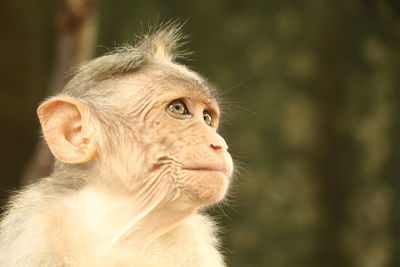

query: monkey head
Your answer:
[37,25,233,208]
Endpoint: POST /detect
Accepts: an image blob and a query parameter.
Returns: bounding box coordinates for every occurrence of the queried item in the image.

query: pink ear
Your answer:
[37,96,97,164]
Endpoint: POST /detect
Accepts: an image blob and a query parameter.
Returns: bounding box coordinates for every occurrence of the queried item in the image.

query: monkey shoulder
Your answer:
[0,177,85,266]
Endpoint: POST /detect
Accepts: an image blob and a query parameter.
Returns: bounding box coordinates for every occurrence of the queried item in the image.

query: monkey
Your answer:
[0,24,233,267]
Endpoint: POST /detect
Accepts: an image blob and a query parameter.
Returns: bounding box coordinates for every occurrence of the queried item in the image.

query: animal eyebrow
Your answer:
[158,74,220,104]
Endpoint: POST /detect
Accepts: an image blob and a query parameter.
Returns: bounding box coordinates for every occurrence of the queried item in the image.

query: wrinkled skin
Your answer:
[94,65,233,207]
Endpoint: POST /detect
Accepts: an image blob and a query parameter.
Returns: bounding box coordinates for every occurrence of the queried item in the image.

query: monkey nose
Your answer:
[210,144,223,151]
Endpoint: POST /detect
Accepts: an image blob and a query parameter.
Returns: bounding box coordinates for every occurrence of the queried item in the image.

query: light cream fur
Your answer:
[0,24,233,266]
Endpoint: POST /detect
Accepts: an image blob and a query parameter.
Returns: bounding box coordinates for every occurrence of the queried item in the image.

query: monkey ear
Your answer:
[37,96,97,164]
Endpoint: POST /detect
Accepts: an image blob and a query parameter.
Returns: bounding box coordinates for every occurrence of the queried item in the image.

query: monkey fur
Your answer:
[0,24,233,267]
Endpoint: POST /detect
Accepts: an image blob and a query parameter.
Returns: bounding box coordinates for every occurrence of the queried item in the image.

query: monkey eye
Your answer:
[203,111,213,126]
[167,99,189,116]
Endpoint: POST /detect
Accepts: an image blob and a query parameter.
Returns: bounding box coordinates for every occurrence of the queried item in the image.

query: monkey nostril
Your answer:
[210,144,222,151]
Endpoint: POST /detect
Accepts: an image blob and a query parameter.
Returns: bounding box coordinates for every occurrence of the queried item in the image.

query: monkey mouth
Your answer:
[183,167,230,177]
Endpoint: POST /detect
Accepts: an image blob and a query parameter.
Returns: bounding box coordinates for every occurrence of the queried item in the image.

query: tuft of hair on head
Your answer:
[61,21,192,100]
[136,20,190,62]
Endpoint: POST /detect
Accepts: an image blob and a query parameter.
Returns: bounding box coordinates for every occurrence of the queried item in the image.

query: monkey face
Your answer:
[116,68,233,205]
[152,96,232,204]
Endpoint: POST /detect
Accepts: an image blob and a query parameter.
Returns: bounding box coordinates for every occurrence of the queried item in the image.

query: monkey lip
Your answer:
[183,167,230,177]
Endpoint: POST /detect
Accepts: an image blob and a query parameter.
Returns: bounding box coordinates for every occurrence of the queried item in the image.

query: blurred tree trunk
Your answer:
[21,0,98,184]
[310,1,359,266]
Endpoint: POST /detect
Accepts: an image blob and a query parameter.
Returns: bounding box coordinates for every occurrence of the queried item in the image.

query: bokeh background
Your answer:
[1,0,400,266]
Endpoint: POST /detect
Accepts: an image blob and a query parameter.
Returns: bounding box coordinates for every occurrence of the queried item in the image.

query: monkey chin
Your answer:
[184,170,229,205]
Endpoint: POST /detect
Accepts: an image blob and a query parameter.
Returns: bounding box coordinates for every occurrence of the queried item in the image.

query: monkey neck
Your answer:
[123,199,198,252]
[87,180,200,252]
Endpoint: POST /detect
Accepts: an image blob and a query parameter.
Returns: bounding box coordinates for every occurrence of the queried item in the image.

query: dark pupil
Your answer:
[175,104,181,111]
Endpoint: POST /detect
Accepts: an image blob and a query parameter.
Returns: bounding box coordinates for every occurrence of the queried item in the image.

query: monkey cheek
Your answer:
[187,172,229,205]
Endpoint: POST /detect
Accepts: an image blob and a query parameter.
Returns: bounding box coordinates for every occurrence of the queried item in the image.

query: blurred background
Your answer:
[1,0,399,266]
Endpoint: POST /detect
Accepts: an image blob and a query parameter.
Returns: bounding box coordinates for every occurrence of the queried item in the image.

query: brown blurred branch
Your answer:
[21,0,98,184]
